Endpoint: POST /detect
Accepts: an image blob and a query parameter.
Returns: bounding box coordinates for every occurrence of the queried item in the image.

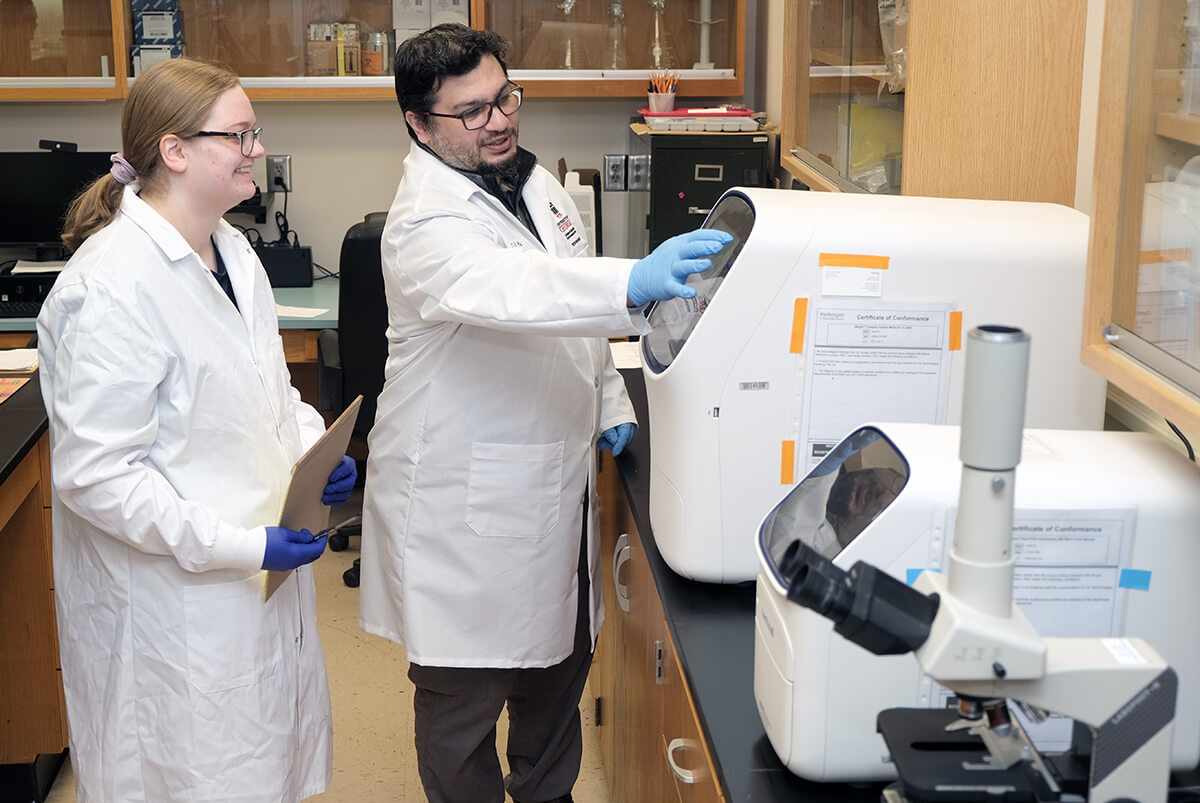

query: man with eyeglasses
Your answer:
[359,22,731,803]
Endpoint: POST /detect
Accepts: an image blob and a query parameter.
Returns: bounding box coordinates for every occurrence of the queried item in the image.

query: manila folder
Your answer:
[264,395,363,600]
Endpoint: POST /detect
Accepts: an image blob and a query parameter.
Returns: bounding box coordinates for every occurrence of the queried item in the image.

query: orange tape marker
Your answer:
[790,298,808,354]
[781,440,796,485]
[949,311,962,351]
[818,253,891,271]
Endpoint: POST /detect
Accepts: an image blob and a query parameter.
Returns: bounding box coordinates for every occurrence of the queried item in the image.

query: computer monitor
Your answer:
[0,151,113,259]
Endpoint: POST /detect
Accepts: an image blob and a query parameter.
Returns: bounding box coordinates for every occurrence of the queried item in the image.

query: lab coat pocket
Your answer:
[466,441,564,538]
[183,573,284,693]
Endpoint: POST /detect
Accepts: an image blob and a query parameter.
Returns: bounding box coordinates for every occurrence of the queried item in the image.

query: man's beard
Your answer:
[478,152,520,184]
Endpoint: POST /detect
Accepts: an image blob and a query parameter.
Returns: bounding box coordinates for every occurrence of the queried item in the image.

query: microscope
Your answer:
[781,326,1178,801]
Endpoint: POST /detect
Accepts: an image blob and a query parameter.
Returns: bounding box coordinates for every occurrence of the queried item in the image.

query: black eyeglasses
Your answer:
[423,85,523,131]
[189,127,264,156]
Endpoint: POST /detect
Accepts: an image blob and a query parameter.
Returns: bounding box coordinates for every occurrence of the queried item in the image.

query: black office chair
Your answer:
[317,212,389,585]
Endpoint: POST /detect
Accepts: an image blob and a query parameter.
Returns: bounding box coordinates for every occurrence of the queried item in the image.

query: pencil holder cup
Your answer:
[647,92,676,113]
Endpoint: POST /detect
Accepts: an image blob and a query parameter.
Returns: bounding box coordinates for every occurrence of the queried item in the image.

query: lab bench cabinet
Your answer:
[591,451,722,803]
[0,0,744,100]
[0,429,68,802]
[627,126,771,254]
[779,0,1087,203]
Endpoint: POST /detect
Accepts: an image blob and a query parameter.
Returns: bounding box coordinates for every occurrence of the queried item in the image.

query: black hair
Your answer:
[394,23,509,141]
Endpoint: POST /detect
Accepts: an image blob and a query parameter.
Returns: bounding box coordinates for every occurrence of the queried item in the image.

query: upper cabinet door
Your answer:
[1,0,744,101]
[0,0,125,99]
[780,0,904,194]
[481,0,744,98]
[781,0,1087,203]
[1083,0,1200,436]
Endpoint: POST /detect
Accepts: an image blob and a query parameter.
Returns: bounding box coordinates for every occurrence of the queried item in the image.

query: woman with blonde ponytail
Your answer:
[36,57,351,802]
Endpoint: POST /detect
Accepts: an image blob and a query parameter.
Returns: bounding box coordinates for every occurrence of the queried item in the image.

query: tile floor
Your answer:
[44,491,612,802]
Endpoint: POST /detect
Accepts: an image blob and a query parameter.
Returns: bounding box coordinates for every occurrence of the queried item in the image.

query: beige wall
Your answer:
[1,97,643,267]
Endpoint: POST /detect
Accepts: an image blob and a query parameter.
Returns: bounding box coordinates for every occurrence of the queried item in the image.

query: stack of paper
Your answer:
[0,349,37,372]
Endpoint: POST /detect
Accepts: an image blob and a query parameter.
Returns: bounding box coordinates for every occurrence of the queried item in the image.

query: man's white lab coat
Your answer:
[37,187,332,802]
[359,144,650,667]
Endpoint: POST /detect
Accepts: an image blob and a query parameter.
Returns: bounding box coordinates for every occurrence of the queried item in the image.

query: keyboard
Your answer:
[0,300,43,318]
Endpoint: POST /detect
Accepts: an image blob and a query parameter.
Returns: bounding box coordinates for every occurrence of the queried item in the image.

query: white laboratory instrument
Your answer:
[759,327,1182,800]
[753,420,1200,782]
[641,188,1105,585]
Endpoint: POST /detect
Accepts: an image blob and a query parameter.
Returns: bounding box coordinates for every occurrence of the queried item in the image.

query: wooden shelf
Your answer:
[809,48,886,67]
[1156,111,1200,147]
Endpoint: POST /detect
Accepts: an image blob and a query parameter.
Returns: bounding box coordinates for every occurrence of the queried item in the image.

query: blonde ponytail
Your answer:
[62,173,124,253]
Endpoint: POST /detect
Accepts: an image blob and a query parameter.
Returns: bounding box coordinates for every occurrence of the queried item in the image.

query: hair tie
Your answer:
[109,153,137,185]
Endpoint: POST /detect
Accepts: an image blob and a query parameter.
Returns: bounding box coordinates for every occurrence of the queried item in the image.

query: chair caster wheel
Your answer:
[343,558,360,588]
[329,531,350,551]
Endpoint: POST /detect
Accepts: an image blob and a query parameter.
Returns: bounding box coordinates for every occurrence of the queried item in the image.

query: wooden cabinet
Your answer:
[0,0,744,100]
[0,433,67,781]
[1082,0,1200,437]
[661,636,722,803]
[0,0,126,100]
[781,0,1087,204]
[592,451,724,803]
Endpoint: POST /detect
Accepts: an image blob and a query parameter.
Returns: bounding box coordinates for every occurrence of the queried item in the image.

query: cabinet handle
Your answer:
[666,737,700,783]
[686,206,713,215]
[613,533,631,613]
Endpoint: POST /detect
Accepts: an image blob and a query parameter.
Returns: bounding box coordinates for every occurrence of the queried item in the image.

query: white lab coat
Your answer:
[359,144,651,667]
[36,187,332,802]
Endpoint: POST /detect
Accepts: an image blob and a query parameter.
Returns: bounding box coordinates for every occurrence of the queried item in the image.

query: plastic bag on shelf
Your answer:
[878,0,907,94]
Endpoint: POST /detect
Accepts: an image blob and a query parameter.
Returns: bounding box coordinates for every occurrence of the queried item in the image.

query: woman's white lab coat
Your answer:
[359,144,650,667]
[36,187,332,802]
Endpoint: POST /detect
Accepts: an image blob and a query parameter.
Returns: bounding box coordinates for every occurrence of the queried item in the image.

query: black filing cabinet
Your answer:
[628,126,772,254]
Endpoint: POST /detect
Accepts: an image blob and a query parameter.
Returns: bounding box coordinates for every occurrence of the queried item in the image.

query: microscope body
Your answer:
[906,327,1177,800]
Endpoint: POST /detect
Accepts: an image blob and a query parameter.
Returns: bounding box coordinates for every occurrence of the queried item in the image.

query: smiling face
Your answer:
[406,54,519,177]
[183,86,262,211]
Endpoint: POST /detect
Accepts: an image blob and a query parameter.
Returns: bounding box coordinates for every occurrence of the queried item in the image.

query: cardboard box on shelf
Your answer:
[306,22,362,76]
[134,10,183,44]
[430,0,468,26]
[130,0,178,11]
[306,40,361,76]
[131,43,184,76]
[395,28,425,46]
[393,0,430,30]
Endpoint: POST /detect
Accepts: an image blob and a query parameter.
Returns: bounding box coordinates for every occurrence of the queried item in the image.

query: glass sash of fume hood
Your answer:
[641,192,756,373]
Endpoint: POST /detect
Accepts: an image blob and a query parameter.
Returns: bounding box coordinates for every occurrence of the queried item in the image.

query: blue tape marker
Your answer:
[1118,569,1151,591]
[907,568,941,586]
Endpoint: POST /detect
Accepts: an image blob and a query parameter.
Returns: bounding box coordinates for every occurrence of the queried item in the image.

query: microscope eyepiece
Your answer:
[783,540,939,656]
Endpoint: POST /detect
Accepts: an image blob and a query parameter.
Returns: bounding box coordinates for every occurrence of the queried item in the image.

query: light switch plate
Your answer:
[627,154,651,191]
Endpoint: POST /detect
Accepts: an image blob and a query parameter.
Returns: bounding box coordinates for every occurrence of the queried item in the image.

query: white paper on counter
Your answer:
[275,304,329,318]
[0,349,38,372]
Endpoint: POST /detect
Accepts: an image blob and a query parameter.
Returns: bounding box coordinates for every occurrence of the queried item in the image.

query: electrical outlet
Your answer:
[267,154,292,192]
[627,154,651,191]
[603,154,627,191]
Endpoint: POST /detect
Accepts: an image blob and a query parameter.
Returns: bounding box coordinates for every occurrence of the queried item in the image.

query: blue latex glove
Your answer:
[598,422,637,456]
[322,455,357,506]
[627,228,733,307]
[262,526,327,571]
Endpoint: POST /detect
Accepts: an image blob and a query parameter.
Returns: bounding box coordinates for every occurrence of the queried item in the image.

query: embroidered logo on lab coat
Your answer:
[548,200,581,249]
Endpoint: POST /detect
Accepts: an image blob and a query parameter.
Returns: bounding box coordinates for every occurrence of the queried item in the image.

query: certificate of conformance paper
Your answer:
[0,377,30,404]
[264,394,363,601]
